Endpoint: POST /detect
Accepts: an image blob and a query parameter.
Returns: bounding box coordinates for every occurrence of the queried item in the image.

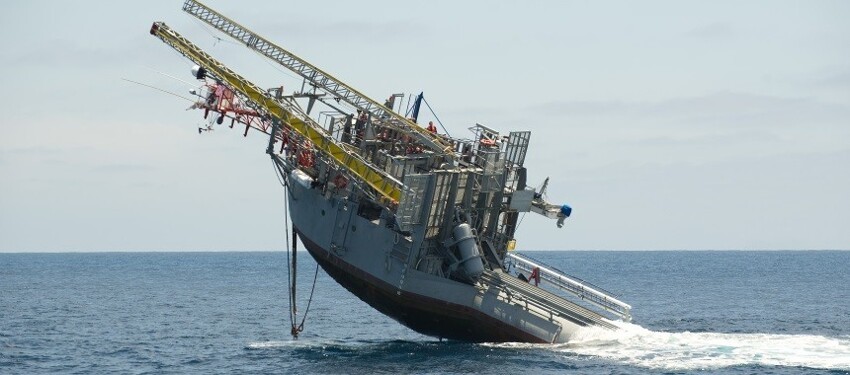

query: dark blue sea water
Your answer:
[2,251,849,374]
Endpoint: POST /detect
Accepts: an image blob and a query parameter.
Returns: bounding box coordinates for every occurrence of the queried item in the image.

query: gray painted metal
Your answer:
[154,1,632,344]
[286,171,621,343]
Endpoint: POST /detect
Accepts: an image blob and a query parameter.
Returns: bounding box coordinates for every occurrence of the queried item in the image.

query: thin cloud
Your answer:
[633,130,782,147]
[531,92,850,129]
[685,22,736,39]
[812,67,850,90]
[1,37,149,69]
[91,164,154,174]
[248,19,427,42]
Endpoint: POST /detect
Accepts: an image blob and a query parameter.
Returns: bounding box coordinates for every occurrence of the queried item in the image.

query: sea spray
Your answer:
[557,322,850,370]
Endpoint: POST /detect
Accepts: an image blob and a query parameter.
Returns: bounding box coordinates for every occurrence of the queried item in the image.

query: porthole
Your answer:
[351,225,356,232]
[321,209,325,216]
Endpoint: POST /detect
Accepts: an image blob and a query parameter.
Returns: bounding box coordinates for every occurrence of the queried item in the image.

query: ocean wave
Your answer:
[552,322,850,371]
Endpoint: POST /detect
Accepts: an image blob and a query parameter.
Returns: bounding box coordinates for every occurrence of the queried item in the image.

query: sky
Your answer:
[1,1,848,252]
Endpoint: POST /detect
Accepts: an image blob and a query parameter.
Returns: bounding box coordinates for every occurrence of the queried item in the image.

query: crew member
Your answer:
[427,121,437,133]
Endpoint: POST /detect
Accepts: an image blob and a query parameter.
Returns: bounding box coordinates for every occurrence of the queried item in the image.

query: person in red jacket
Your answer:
[426,121,437,133]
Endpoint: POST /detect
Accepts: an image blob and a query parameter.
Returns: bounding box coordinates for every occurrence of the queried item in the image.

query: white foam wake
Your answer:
[556,322,850,370]
[246,340,292,349]
[246,339,335,349]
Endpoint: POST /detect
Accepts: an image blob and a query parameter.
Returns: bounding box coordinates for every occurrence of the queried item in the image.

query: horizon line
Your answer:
[1,249,848,254]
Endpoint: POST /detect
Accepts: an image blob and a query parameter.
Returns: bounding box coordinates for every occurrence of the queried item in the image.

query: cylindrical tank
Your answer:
[452,223,485,280]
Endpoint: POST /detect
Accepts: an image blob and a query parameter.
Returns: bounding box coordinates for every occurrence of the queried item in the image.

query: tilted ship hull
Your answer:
[149,0,632,343]
[287,170,624,343]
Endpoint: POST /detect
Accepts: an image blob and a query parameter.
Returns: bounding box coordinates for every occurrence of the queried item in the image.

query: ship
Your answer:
[149,0,632,343]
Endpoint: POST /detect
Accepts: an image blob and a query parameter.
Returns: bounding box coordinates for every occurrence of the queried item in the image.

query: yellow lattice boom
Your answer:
[150,22,403,202]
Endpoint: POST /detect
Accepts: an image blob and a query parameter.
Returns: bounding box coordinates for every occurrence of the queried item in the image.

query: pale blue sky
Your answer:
[1,1,848,251]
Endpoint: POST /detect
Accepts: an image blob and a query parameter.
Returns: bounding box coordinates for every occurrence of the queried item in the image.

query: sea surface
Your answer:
[2,251,849,374]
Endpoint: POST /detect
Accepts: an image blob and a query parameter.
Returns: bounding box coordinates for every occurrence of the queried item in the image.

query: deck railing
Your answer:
[505,252,632,322]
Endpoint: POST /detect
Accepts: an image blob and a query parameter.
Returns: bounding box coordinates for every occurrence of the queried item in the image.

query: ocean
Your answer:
[2,251,849,374]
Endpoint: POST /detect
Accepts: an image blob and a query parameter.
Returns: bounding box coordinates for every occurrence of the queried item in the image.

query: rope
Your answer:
[270,157,296,200]
[271,158,319,338]
[422,96,451,138]
[295,253,320,334]
[250,48,303,82]
[188,16,240,47]
[187,10,303,83]
[516,212,528,230]
[281,169,297,332]
[289,225,298,337]
[121,78,195,103]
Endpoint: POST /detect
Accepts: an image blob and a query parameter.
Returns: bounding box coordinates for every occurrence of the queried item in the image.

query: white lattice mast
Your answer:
[181,0,455,157]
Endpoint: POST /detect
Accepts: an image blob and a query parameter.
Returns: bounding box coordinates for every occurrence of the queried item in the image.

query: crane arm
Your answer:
[149,22,403,202]
[181,0,454,157]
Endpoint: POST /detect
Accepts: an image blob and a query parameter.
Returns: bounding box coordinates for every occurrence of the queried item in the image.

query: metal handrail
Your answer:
[512,252,618,297]
[506,252,631,322]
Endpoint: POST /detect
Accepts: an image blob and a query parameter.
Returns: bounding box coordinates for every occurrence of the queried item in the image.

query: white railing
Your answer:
[506,252,632,322]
